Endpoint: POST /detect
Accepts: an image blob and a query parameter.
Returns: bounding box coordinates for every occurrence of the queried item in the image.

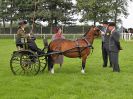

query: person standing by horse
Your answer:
[48,26,100,74]
[108,22,122,72]
[100,21,112,67]
[51,27,65,68]
[52,27,65,40]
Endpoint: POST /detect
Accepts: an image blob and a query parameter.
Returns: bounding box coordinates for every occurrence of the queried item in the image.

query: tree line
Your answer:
[0,0,132,34]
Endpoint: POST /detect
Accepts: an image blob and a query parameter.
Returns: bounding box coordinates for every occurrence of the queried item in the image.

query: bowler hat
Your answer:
[100,21,109,24]
[108,22,116,26]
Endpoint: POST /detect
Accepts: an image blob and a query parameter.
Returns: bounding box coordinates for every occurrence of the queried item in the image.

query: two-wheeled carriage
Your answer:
[10,26,101,75]
[10,37,48,75]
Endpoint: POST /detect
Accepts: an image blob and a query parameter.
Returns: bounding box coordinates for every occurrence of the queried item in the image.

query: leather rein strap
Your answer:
[75,37,93,57]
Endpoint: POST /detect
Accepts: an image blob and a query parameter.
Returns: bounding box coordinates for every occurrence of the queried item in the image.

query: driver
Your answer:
[16,20,44,55]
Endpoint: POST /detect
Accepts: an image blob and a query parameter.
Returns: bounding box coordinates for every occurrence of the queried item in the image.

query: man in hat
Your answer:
[100,21,112,67]
[108,22,122,72]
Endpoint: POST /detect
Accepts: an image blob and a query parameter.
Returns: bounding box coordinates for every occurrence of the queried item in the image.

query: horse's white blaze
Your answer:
[81,69,85,74]
[51,68,54,74]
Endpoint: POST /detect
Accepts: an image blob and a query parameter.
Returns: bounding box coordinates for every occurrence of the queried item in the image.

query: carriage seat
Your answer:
[16,37,29,51]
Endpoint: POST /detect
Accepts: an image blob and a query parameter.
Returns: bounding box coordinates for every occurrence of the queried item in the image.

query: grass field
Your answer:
[0,39,133,99]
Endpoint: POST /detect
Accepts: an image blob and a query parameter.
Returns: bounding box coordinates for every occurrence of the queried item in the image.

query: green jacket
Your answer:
[16,27,27,44]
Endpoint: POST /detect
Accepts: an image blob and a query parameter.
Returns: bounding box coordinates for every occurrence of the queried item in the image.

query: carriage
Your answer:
[10,26,101,75]
[10,37,48,75]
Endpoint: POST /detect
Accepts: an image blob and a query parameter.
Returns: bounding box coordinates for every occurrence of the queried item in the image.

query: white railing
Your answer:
[1,33,132,41]
[121,33,133,41]
[0,34,84,41]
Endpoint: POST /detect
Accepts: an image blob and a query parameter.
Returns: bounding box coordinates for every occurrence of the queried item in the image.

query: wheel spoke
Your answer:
[10,52,40,75]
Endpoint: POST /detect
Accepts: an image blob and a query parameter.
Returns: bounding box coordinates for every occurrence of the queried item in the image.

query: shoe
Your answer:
[113,70,120,72]
[103,64,107,67]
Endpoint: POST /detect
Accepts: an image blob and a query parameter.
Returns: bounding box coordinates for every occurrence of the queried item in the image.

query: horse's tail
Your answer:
[47,44,52,71]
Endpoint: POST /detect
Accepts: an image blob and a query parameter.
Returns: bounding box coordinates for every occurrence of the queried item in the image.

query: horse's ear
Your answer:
[93,26,99,31]
[93,26,97,30]
[91,25,97,29]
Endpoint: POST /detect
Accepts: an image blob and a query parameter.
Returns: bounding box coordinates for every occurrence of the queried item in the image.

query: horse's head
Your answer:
[83,26,101,38]
[91,26,101,37]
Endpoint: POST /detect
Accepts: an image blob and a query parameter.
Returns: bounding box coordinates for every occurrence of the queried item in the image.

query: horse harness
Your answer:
[50,38,94,57]
[75,37,93,58]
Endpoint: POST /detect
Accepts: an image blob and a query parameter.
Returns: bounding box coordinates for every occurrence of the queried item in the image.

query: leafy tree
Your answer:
[37,0,74,26]
[77,0,111,25]
[109,0,133,24]
[76,0,133,25]
[0,0,11,33]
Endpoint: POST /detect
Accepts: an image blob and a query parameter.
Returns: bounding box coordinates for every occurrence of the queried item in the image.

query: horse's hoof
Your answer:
[81,69,85,74]
[51,68,54,74]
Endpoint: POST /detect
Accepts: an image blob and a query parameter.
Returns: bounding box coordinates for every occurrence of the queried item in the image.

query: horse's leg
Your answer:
[60,64,62,68]
[48,55,53,70]
[48,55,54,74]
[49,55,59,74]
[50,63,54,74]
[50,55,55,74]
[81,55,87,74]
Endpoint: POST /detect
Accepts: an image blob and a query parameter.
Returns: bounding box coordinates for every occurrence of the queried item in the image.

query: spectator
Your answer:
[108,22,122,72]
[100,21,112,67]
[52,27,65,67]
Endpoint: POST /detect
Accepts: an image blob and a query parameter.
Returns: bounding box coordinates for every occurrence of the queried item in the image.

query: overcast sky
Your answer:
[72,0,133,28]
[122,2,133,28]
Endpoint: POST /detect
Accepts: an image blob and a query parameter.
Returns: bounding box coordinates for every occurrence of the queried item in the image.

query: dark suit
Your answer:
[27,37,44,55]
[101,28,112,67]
[109,30,121,72]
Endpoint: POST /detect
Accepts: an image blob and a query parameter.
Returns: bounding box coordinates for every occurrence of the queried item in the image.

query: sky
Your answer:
[72,0,133,28]
[121,2,133,28]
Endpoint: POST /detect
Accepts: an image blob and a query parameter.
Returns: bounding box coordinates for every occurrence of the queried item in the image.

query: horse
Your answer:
[47,26,101,74]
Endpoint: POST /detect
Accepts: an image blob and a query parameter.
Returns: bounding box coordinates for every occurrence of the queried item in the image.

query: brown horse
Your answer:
[47,26,101,74]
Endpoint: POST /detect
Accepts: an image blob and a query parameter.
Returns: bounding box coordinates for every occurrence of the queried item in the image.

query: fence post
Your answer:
[14,34,16,42]
[82,26,84,34]
[124,33,126,40]
[43,34,46,39]
[121,33,124,39]
[129,33,131,40]
[62,25,64,34]
[41,25,43,38]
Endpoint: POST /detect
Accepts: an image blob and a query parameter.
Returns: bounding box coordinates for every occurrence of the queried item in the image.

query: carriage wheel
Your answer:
[10,51,40,75]
[39,56,47,72]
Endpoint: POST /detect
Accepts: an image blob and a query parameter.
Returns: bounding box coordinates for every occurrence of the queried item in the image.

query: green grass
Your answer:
[0,39,133,99]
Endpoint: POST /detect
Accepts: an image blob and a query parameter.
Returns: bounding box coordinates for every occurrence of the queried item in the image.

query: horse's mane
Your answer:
[83,29,90,37]
[83,25,95,37]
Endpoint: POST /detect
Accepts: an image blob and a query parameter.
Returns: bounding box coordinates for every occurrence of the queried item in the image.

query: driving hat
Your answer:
[18,20,27,25]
